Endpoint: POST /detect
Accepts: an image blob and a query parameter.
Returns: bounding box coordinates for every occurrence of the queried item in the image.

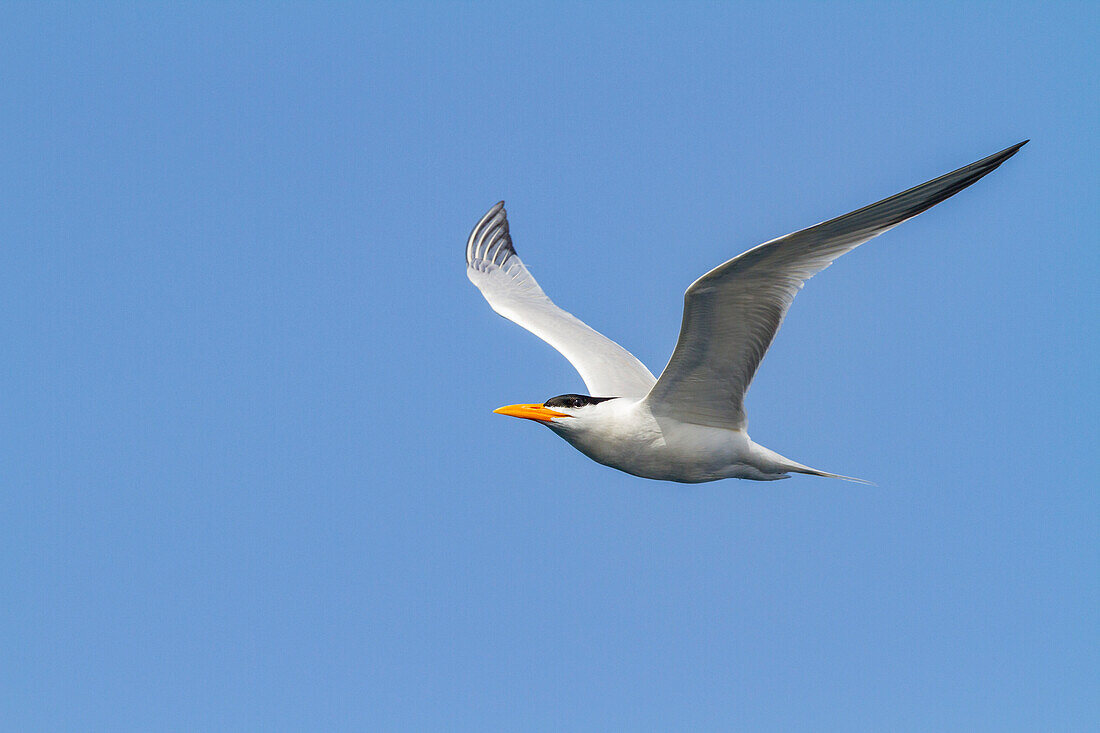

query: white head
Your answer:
[493,393,619,436]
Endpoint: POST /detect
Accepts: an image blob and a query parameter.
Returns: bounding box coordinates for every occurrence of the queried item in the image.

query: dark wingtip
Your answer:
[466,201,508,264]
[995,140,1028,161]
[962,140,1027,180]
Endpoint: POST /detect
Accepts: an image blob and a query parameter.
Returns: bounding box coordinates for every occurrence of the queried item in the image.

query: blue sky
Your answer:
[1,2,1096,729]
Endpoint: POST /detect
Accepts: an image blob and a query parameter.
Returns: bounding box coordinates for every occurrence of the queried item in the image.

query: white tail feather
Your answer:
[791,466,876,486]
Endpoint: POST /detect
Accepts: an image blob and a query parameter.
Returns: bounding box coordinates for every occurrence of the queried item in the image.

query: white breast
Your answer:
[545,399,771,482]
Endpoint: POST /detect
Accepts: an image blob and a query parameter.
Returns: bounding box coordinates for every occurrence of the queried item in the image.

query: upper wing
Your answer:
[644,141,1027,430]
[466,202,657,398]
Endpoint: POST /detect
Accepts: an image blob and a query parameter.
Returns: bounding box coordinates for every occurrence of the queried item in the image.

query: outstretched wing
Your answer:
[644,141,1027,430]
[466,202,657,398]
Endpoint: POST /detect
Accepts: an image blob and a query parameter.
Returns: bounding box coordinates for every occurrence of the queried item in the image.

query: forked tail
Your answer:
[788,465,876,486]
[751,442,876,485]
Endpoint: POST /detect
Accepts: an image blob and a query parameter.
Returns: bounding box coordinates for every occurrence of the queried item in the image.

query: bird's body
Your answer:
[545,398,813,483]
[466,142,1025,483]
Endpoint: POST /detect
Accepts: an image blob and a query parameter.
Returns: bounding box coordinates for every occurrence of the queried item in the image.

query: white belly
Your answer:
[546,401,791,483]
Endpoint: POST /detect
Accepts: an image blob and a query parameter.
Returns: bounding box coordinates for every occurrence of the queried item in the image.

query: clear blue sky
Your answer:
[2,2,1096,730]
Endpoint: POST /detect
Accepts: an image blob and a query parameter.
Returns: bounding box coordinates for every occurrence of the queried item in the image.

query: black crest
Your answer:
[543,394,617,409]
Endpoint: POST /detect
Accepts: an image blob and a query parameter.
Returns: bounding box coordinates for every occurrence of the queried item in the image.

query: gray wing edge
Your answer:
[466,201,515,269]
[700,140,1029,282]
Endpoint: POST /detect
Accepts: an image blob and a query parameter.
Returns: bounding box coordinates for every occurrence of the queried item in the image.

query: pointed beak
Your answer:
[493,403,572,423]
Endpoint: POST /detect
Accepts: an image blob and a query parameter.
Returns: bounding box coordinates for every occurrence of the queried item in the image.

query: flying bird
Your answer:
[466,142,1026,483]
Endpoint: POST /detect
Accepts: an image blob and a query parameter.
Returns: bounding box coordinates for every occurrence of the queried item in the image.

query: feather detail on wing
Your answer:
[644,141,1027,430]
[466,202,657,398]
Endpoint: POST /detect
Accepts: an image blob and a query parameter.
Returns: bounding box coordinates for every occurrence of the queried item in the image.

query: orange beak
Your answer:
[493,403,572,423]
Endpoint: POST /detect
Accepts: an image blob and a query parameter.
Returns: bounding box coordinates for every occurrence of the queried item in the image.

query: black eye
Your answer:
[572,398,583,408]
